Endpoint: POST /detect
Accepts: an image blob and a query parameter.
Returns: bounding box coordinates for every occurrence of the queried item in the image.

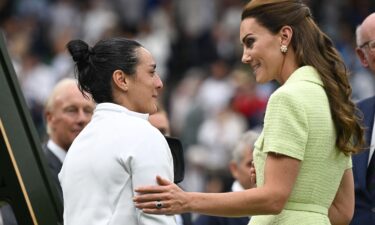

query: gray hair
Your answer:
[232,130,260,164]
[355,25,363,47]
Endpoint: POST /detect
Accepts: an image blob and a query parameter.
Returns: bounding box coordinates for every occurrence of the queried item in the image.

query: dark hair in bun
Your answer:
[66,38,142,103]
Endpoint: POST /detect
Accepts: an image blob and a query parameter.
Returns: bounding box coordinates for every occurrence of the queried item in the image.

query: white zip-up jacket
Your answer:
[59,103,176,225]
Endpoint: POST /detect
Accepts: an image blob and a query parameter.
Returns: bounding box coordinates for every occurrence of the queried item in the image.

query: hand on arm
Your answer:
[134,153,301,217]
[328,169,354,225]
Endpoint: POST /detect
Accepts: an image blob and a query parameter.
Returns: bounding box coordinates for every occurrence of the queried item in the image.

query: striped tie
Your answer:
[367,152,375,191]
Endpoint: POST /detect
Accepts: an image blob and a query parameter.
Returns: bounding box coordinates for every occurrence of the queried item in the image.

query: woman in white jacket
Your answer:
[60,37,176,225]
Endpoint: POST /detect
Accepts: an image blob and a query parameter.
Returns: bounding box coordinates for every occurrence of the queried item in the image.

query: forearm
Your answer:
[134,154,299,217]
[328,169,354,225]
[187,187,283,217]
[328,203,352,225]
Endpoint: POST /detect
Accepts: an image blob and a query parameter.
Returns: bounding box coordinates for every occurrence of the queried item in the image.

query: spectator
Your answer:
[351,12,375,225]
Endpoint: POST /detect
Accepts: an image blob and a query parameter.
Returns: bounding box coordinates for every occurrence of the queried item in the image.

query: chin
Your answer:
[147,106,158,115]
[255,76,267,84]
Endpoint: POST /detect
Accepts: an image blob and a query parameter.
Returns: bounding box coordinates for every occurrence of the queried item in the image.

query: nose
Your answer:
[242,47,252,64]
[155,74,163,89]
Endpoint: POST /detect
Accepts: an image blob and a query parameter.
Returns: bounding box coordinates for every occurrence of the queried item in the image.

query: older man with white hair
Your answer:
[351,12,375,225]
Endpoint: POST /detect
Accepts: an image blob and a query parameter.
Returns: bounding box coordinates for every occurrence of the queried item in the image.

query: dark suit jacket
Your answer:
[44,146,63,202]
[180,213,193,225]
[351,96,375,225]
[194,214,249,225]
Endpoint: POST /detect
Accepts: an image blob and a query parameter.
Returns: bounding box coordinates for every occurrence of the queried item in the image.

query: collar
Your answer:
[231,180,245,192]
[369,114,375,165]
[284,65,323,87]
[47,139,67,163]
[94,103,149,120]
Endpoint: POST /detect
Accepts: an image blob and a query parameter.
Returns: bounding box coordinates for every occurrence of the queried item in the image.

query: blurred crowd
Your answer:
[1,0,375,193]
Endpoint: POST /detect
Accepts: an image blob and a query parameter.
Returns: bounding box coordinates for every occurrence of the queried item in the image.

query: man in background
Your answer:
[44,78,95,202]
[149,107,171,136]
[351,12,375,225]
[0,78,94,224]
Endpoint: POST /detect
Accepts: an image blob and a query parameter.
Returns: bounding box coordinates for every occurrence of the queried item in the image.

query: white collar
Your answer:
[47,139,67,163]
[94,103,149,120]
[368,114,375,166]
[231,180,245,192]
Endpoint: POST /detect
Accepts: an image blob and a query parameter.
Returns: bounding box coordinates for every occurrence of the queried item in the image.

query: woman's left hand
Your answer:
[134,176,190,215]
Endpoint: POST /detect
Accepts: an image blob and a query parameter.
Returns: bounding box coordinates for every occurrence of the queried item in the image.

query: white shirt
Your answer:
[59,103,176,225]
[368,114,375,166]
[231,180,245,192]
[47,140,67,163]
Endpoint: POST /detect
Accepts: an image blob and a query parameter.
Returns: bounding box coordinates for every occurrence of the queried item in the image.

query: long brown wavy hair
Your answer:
[242,0,364,155]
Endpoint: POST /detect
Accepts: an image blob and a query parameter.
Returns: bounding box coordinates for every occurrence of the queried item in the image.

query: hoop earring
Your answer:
[280,45,288,54]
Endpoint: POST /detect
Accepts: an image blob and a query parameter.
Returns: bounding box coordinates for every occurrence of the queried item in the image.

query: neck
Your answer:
[277,53,299,84]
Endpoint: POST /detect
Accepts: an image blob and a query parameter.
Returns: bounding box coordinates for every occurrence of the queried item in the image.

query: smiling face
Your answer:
[46,81,95,150]
[240,17,285,84]
[125,47,163,114]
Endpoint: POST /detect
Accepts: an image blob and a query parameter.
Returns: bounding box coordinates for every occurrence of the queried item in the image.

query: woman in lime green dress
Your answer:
[133,0,364,224]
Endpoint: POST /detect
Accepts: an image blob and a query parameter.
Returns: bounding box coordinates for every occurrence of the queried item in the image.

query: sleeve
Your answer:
[346,155,352,169]
[262,91,309,160]
[130,127,176,225]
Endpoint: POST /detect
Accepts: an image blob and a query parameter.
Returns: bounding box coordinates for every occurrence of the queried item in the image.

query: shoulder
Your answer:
[357,95,375,109]
[268,87,305,111]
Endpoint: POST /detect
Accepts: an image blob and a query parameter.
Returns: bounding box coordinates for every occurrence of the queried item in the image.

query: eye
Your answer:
[369,40,375,51]
[64,106,78,115]
[244,37,255,48]
[84,107,94,115]
[149,70,156,77]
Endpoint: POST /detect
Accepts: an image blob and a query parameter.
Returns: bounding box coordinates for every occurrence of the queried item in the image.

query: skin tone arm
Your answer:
[134,153,301,217]
[328,169,354,225]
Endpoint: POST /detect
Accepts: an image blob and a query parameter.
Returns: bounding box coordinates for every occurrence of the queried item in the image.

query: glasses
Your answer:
[359,40,375,52]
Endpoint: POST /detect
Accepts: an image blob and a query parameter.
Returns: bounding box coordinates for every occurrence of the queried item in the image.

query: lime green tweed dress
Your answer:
[249,66,351,225]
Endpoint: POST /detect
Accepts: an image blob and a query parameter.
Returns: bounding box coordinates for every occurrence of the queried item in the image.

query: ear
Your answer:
[45,110,53,124]
[355,47,369,68]
[112,70,129,92]
[229,161,239,179]
[279,25,293,46]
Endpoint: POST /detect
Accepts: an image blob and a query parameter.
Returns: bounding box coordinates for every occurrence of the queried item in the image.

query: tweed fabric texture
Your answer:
[249,66,351,225]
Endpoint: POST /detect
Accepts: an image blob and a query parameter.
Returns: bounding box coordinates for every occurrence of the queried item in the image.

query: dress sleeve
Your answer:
[262,91,309,160]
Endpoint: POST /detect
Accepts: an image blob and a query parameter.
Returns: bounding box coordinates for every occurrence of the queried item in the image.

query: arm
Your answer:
[328,169,354,225]
[134,152,300,217]
[131,131,176,224]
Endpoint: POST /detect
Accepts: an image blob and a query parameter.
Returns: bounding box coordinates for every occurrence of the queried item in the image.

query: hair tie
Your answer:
[88,47,95,55]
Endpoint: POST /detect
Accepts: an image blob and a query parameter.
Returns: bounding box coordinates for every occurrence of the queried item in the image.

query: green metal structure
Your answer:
[0,31,62,225]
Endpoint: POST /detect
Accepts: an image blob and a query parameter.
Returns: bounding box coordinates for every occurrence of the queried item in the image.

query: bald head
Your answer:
[46,79,80,112]
[356,13,375,46]
[45,78,95,150]
[149,109,170,136]
[355,13,375,74]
